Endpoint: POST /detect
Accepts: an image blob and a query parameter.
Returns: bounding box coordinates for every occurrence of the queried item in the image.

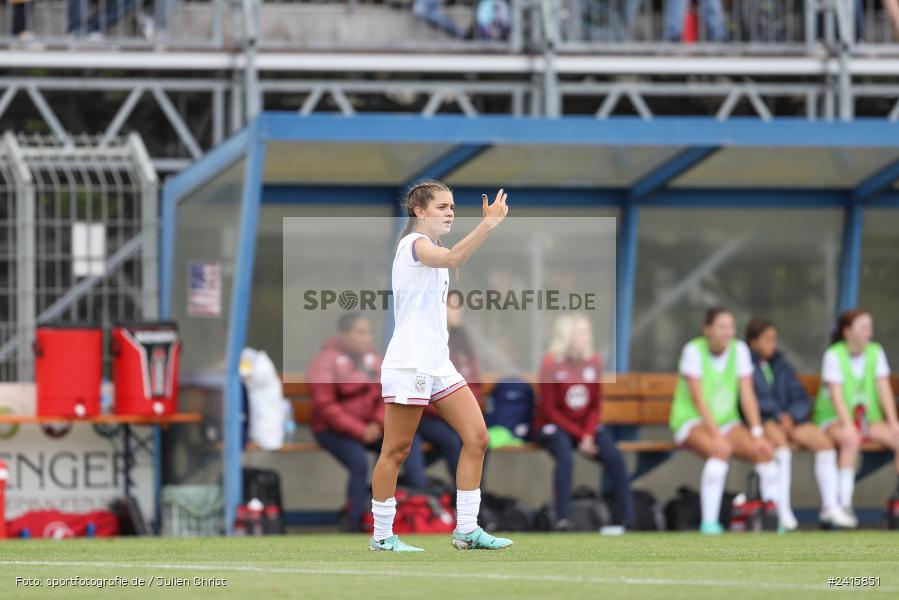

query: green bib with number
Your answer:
[813,341,883,425]
[670,337,740,432]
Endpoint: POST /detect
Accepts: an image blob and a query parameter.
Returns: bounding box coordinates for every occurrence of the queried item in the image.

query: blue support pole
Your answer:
[615,199,638,374]
[837,197,863,314]
[222,125,267,535]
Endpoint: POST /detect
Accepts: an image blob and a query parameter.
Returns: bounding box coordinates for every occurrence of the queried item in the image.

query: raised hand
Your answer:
[481,188,509,228]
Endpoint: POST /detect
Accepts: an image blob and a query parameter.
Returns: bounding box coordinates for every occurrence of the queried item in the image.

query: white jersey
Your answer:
[382,232,456,375]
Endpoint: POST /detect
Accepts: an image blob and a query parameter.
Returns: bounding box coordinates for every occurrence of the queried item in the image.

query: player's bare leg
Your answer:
[435,386,512,550]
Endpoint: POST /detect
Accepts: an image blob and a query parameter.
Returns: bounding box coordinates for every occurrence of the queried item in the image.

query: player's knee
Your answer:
[840,431,861,451]
[384,443,413,467]
[463,428,489,455]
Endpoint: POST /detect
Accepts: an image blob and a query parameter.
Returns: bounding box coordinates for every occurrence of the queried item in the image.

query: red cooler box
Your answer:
[112,322,181,416]
[34,325,102,417]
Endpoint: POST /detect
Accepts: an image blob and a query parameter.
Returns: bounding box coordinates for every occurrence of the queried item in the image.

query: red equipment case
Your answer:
[112,322,181,416]
[34,325,102,417]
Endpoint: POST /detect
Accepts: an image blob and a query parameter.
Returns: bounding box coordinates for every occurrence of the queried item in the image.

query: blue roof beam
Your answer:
[402,143,491,190]
[852,156,899,203]
[628,146,719,202]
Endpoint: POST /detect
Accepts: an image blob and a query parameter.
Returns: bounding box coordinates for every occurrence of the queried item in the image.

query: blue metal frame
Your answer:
[256,114,899,148]
[629,147,719,202]
[853,157,899,203]
[160,128,252,319]
[159,113,899,534]
[838,198,864,314]
[221,125,267,534]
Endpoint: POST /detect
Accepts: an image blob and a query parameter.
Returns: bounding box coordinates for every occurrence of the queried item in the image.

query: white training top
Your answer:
[382,232,456,375]
[821,346,890,384]
[678,339,754,379]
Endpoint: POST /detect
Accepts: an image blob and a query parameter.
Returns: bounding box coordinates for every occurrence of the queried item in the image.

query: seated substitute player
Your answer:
[307,312,427,532]
[745,317,854,529]
[369,180,512,552]
[669,307,779,535]
[813,309,899,524]
[535,313,635,530]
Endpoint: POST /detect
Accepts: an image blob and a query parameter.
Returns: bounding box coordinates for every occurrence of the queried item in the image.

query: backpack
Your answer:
[569,486,612,531]
[242,468,285,534]
[361,486,455,535]
[882,487,899,530]
[664,486,736,531]
[729,472,778,532]
[605,489,665,531]
[479,492,533,532]
[485,378,534,441]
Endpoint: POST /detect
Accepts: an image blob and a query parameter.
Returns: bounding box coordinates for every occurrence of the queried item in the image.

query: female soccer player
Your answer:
[369,180,512,552]
[669,307,778,534]
[813,309,899,524]
[745,317,854,529]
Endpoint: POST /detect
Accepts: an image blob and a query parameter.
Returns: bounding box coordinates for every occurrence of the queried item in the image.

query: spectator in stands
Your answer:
[68,0,155,39]
[880,0,899,38]
[669,307,777,535]
[813,309,899,525]
[308,313,427,532]
[418,303,485,481]
[745,317,855,530]
[413,0,467,39]
[10,0,33,39]
[535,313,635,530]
[664,0,728,42]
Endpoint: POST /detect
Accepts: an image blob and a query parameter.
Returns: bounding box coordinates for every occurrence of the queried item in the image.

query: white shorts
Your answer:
[674,418,741,446]
[381,368,467,406]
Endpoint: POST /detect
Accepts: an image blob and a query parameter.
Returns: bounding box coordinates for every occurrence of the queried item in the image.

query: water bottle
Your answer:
[100,379,113,415]
[283,400,296,443]
[854,404,868,440]
[86,522,96,538]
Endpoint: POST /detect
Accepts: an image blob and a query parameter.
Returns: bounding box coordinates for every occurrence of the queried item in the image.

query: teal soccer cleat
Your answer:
[699,521,724,535]
[451,527,513,550]
[368,535,424,552]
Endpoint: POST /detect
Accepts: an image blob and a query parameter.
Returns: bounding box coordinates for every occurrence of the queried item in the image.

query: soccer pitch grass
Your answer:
[2,532,899,599]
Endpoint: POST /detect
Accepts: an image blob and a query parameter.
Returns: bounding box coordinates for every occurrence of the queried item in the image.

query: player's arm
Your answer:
[877,376,898,426]
[739,376,763,431]
[416,189,508,269]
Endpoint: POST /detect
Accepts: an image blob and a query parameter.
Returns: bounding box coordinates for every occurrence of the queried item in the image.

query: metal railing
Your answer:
[0,0,224,48]
[1,0,894,53]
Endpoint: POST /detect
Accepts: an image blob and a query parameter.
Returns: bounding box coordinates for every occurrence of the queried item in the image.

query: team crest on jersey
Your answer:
[415,374,428,395]
[565,384,589,410]
[582,366,597,382]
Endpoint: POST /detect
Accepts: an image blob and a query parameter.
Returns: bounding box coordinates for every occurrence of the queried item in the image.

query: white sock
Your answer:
[372,497,397,542]
[774,447,793,518]
[815,449,839,510]
[755,461,780,504]
[839,467,855,509]
[456,488,481,535]
[700,458,729,525]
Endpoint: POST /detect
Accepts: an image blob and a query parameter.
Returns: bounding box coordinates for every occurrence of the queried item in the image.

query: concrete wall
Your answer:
[243,423,899,517]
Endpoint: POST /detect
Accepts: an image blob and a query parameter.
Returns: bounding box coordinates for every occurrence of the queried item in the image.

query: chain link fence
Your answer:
[0,132,158,382]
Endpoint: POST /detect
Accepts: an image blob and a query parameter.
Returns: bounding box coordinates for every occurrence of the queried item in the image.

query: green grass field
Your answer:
[2,532,899,599]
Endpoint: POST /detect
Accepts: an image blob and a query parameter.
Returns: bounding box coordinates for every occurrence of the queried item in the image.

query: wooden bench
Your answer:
[244,373,899,455]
